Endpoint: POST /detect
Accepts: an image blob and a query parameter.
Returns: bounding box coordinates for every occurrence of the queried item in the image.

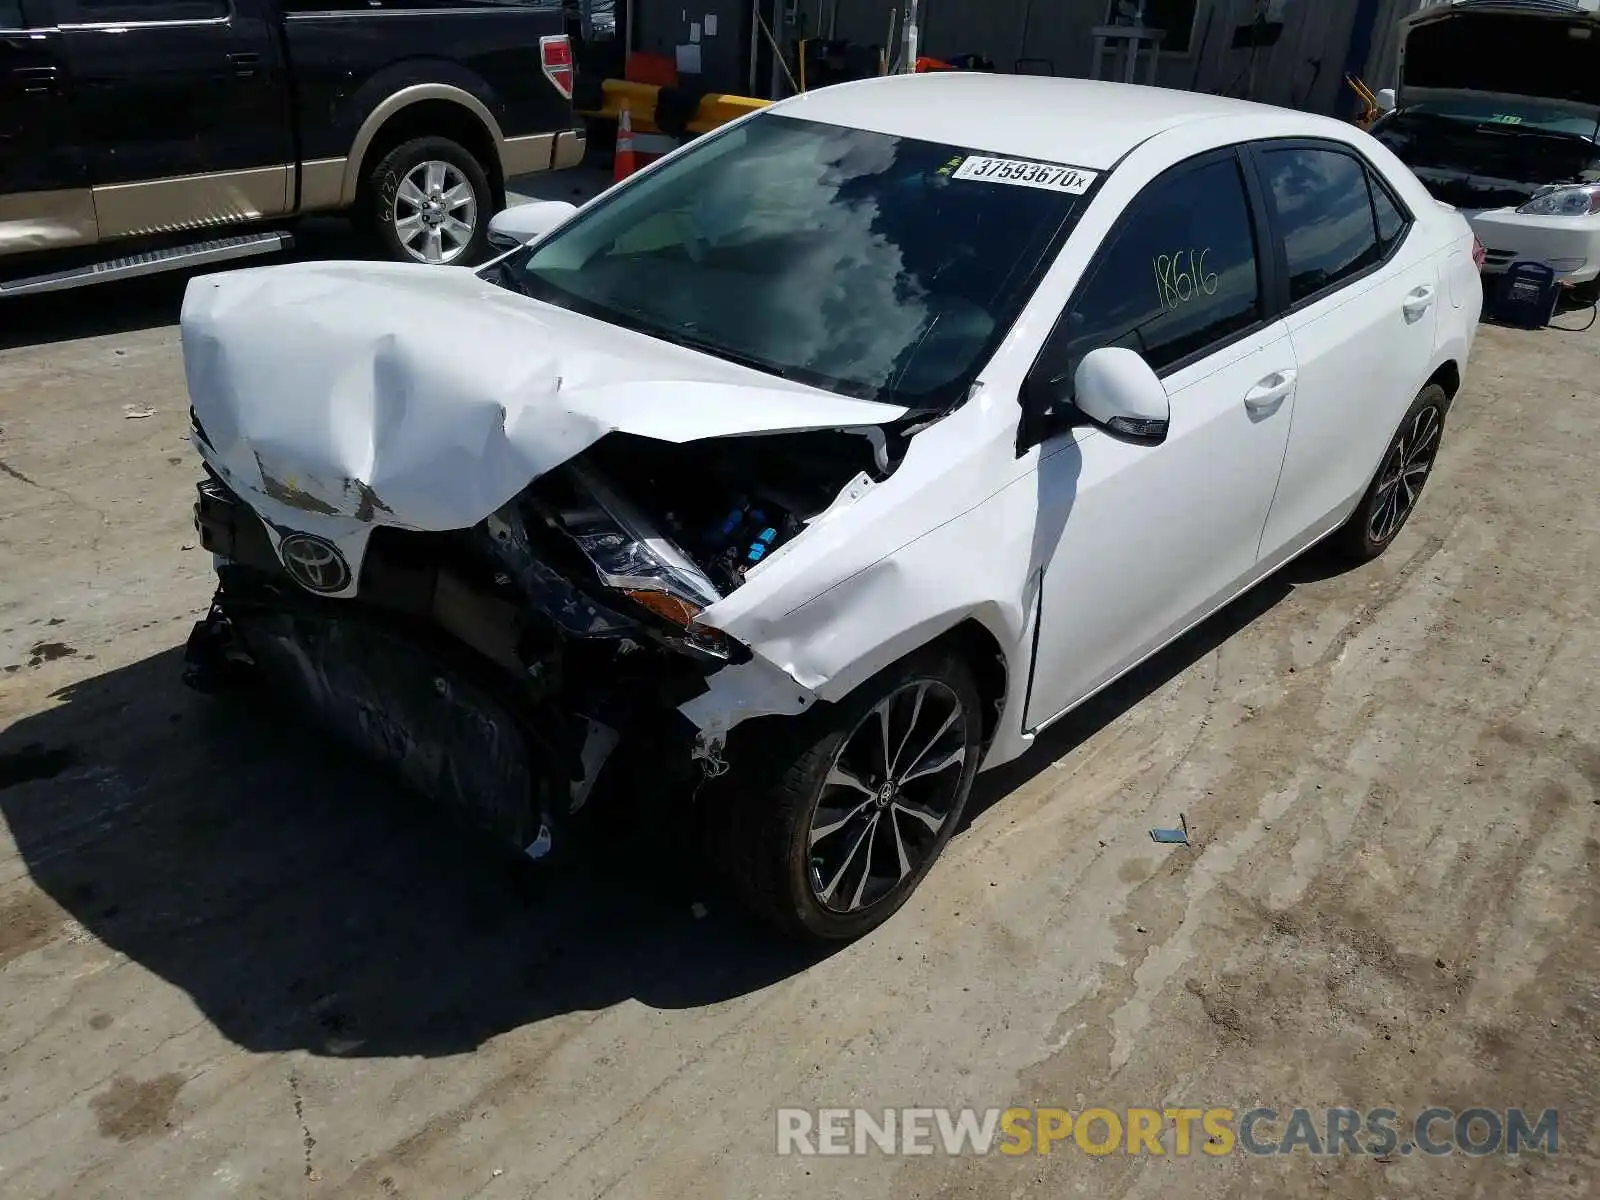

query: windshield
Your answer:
[501,113,1096,407]
[1392,97,1600,142]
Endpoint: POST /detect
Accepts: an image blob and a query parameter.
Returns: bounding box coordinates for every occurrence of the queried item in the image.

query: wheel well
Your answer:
[1427,360,1461,406]
[933,618,1008,751]
[355,100,503,208]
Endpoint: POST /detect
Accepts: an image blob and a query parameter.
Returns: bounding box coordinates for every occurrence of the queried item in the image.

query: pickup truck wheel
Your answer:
[712,647,983,943]
[368,136,492,266]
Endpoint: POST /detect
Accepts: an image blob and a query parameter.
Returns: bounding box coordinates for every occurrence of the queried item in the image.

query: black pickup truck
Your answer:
[0,0,585,296]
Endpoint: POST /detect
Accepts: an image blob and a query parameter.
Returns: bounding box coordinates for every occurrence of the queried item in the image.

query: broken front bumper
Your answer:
[186,478,714,857]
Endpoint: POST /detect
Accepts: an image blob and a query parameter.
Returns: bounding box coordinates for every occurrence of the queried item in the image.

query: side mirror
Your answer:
[1375,88,1396,113]
[1072,347,1170,444]
[487,200,578,250]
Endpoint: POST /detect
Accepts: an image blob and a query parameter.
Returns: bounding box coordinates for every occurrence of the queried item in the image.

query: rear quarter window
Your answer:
[1372,174,1408,255]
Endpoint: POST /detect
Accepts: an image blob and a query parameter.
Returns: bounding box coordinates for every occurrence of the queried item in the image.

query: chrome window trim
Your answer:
[284,7,550,17]
[58,16,231,28]
[56,0,233,31]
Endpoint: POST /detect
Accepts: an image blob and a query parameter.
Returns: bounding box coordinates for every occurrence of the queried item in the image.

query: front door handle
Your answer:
[1403,285,1437,321]
[226,51,261,77]
[1244,369,1297,411]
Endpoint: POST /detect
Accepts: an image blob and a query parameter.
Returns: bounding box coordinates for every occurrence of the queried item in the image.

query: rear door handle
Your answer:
[1403,285,1437,321]
[226,51,260,77]
[1244,369,1297,411]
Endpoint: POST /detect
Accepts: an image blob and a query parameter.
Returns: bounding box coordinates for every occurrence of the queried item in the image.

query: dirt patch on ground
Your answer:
[88,1074,186,1143]
[0,892,66,967]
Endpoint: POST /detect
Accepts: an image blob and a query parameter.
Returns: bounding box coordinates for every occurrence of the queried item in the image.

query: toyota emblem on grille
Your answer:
[278,532,351,594]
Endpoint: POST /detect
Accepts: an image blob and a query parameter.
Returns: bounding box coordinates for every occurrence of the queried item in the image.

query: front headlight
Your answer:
[1517,184,1600,217]
[559,464,734,659]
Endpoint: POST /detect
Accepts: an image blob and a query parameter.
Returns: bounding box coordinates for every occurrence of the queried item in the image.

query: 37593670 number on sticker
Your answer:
[950,156,1098,195]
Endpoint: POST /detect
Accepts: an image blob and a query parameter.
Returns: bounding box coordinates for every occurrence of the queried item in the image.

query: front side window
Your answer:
[1043,154,1262,392]
[502,114,1095,407]
[1260,147,1383,305]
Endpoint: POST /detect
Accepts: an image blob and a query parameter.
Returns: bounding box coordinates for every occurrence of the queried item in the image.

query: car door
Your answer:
[58,0,293,241]
[1,0,96,255]
[1250,139,1441,564]
[1021,148,1300,731]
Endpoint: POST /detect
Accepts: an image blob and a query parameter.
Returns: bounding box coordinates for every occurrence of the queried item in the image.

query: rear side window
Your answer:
[1047,154,1262,385]
[1372,175,1407,255]
[1259,147,1388,304]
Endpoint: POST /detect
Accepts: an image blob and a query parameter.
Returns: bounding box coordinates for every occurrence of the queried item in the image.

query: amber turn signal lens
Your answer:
[622,589,703,627]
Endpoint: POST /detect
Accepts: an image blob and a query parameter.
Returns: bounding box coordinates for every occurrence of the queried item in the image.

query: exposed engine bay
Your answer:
[186,426,891,858]
[538,429,881,599]
[1373,114,1600,210]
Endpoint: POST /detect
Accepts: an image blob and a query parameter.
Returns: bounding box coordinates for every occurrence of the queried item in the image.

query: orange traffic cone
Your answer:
[614,104,638,184]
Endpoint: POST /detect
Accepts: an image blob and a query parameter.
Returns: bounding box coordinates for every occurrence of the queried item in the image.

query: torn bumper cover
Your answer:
[178,261,896,852]
[186,473,739,855]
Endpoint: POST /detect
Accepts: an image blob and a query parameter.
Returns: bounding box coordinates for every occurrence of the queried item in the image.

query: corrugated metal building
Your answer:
[771,0,1427,115]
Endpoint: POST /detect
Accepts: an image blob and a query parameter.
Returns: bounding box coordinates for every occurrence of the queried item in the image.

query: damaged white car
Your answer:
[180,74,1481,941]
[1374,0,1600,293]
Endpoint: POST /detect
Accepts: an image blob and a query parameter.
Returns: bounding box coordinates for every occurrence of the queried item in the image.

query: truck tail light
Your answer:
[541,35,575,101]
[1471,237,1487,270]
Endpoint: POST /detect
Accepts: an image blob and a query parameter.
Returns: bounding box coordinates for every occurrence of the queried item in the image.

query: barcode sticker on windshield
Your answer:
[950,156,1098,194]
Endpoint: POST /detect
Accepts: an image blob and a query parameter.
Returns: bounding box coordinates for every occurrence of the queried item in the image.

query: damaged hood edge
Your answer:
[181,261,910,536]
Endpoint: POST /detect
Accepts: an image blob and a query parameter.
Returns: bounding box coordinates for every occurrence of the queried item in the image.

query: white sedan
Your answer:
[1373,0,1600,292]
[179,73,1482,942]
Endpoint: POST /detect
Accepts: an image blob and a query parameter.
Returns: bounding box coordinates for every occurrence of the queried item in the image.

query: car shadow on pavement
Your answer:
[964,544,1343,823]
[0,546,1348,1060]
[0,646,825,1060]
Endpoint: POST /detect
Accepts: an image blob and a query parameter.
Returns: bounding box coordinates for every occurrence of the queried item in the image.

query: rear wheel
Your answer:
[713,648,983,943]
[1332,383,1448,563]
[365,136,492,266]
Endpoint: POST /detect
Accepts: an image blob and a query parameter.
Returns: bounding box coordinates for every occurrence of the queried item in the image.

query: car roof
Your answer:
[767,74,1297,170]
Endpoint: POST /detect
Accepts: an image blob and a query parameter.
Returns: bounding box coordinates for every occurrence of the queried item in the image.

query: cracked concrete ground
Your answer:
[1,243,1598,1198]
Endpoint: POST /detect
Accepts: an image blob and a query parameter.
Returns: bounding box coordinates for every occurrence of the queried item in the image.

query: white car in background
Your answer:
[1374,0,1600,293]
[179,73,1482,943]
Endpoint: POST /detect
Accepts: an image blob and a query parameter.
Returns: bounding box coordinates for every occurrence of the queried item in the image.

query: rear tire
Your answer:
[711,647,983,943]
[1332,383,1448,563]
[365,135,492,267]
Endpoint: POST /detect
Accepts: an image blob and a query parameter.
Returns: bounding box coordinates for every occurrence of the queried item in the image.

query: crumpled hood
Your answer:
[180,260,907,535]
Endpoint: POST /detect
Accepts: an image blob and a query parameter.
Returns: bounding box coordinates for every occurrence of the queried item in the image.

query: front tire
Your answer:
[1332,383,1448,563]
[365,136,492,266]
[714,647,984,943]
